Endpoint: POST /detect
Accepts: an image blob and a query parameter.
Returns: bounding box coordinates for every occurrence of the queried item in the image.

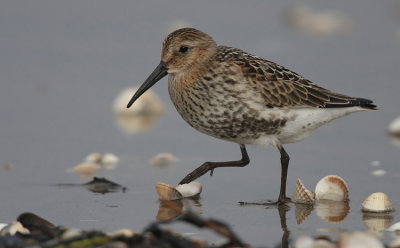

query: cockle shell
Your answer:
[314,175,349,202]
[175,181,202,198]
[362,192,394,213]
[155,182,183,200]
[293,178,315,204]
[155,181,202,200]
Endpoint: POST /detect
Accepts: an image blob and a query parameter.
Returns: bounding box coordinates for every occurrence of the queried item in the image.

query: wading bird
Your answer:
[127,28,376,204]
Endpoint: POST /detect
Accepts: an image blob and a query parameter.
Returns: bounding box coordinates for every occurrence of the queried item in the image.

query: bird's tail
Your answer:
[351,98,378,110]
[325,97,377,110]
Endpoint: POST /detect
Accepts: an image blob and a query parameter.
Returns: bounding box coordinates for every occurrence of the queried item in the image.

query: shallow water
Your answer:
[1,0,400,246]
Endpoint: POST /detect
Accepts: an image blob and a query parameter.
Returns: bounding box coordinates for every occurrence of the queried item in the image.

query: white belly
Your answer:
[250,106,367,148]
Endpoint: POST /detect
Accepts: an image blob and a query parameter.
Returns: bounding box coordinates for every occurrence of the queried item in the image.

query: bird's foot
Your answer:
[239,197,291,207]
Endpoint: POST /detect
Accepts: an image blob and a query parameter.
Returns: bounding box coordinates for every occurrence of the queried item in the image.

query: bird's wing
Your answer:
[216,46,374,109]
[237,57,360,108]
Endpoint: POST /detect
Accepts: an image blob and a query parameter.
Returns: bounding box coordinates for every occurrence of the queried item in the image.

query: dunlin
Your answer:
[127,28,376,204]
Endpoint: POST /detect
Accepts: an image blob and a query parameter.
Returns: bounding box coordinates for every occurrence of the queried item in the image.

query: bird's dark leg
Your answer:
[179,144,249,185]
[277,145,291,203]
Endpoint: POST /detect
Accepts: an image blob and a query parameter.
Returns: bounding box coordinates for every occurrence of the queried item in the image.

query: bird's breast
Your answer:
[168,75,289,144]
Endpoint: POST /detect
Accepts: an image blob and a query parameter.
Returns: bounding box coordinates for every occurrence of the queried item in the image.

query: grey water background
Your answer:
[0,0,399,246]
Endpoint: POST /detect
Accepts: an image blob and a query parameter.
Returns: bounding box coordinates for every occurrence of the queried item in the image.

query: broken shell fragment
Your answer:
[314,175,349,202]
[155,182,183,200]
[362,192,394,213]
[155,181,202,200]
[293,178,315,204]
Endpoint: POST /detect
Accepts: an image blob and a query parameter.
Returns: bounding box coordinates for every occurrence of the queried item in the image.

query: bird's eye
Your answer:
[179,46,189,53]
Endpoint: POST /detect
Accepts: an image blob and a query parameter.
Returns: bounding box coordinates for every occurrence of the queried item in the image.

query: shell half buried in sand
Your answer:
[362,192,394,213]
[155,181,202,200]
[314,175,349,202]
[293,178,315,204]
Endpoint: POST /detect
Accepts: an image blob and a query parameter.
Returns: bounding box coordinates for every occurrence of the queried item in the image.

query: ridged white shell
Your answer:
[362,213,393,232]
[175,181,202,198]
[293,178,315,204]
[155,181,202,200]
[155,182,182,200]
[362,192,394,213]
[314,175,349,201]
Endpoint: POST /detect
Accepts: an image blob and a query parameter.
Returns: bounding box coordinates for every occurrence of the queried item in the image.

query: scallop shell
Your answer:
[314,175,349,202]
[175,181,202,198]
[155,182,182,200]
[362,192,394,213]
[293,178,315,204]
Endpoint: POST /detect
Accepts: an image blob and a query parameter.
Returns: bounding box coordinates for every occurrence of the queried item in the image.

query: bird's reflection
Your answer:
[155,198,351,247]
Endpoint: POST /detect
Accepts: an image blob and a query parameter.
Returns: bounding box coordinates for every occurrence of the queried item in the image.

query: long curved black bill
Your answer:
[127,61,168,108]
